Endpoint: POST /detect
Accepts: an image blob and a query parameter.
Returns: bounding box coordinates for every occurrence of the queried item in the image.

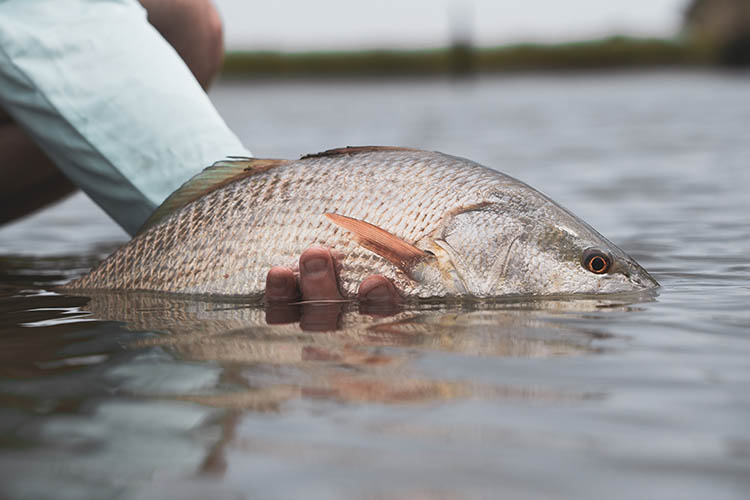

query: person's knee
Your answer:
[140,0,224,89]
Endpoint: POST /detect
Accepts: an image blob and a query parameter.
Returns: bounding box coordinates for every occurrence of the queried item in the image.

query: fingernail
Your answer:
[303,257,327,274]
[364,283,390,300]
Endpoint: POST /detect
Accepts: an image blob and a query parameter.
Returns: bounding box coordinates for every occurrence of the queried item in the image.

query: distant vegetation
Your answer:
[222,37,715,78]
[223,0,750,78]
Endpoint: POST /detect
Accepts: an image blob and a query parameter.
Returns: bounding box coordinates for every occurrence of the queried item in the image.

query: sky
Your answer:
[213,0,689,52]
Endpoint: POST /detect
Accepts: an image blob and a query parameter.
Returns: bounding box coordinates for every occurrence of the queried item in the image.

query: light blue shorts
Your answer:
[0,0,251,235]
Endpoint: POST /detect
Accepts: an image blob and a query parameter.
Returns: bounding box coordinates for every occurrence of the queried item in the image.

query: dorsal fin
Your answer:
[301,146,419,160]
[136,157,289,234]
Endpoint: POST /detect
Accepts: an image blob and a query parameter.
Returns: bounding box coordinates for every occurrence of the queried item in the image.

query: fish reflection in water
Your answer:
[60,291,654,478]
[75,291,656,408]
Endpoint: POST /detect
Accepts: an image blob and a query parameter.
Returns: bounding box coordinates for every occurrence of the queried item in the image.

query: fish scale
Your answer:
[63,147,658,298]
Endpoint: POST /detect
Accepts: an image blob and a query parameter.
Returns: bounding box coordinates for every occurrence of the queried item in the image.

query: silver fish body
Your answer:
[64,147,658,298]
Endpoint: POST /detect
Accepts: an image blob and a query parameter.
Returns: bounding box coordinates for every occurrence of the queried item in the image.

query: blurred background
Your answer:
[215,0,750,76]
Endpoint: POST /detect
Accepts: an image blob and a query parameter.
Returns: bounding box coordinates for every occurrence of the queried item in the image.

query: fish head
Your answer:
[430,183,659,297]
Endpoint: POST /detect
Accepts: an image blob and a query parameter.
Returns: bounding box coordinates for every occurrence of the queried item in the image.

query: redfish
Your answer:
[64,147,658,298]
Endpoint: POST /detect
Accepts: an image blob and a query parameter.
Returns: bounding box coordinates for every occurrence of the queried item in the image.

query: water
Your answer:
[1,71,748,500]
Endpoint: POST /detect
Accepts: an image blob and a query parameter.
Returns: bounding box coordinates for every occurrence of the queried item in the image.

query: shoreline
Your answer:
[221,37,714,78]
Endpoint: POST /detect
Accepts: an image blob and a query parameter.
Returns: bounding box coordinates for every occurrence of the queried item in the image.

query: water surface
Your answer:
[1,71,748,500]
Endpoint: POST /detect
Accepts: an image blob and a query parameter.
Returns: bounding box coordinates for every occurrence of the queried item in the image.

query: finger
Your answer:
[358,275,401,304]
[265,266,299,303]
[299,246,343,301]
[358,275,402,317]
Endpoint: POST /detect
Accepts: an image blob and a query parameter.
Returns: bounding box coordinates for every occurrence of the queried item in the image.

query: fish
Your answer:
[63,146,659,298]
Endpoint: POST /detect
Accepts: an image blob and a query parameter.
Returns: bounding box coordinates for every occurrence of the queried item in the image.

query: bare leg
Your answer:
[0,0,225,225]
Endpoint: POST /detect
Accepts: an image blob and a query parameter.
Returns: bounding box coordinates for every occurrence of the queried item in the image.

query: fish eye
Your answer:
[582,249,611,274]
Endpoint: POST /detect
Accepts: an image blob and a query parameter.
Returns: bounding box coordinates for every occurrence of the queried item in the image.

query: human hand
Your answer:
[264,246,401,330]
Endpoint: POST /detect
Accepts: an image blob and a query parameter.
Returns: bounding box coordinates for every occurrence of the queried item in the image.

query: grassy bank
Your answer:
[222,37,711,78]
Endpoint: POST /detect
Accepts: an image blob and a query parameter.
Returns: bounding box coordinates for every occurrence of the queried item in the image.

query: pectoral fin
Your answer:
[324,213,428,274]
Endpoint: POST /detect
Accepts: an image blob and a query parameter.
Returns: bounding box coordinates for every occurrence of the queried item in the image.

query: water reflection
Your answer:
[74,290,655,408]
[42,290,650,483]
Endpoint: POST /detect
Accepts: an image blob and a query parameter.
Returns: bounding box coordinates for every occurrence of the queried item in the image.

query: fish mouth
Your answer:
[627,264,660,290]
[639,273,660,289]
[609,251,659,290]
